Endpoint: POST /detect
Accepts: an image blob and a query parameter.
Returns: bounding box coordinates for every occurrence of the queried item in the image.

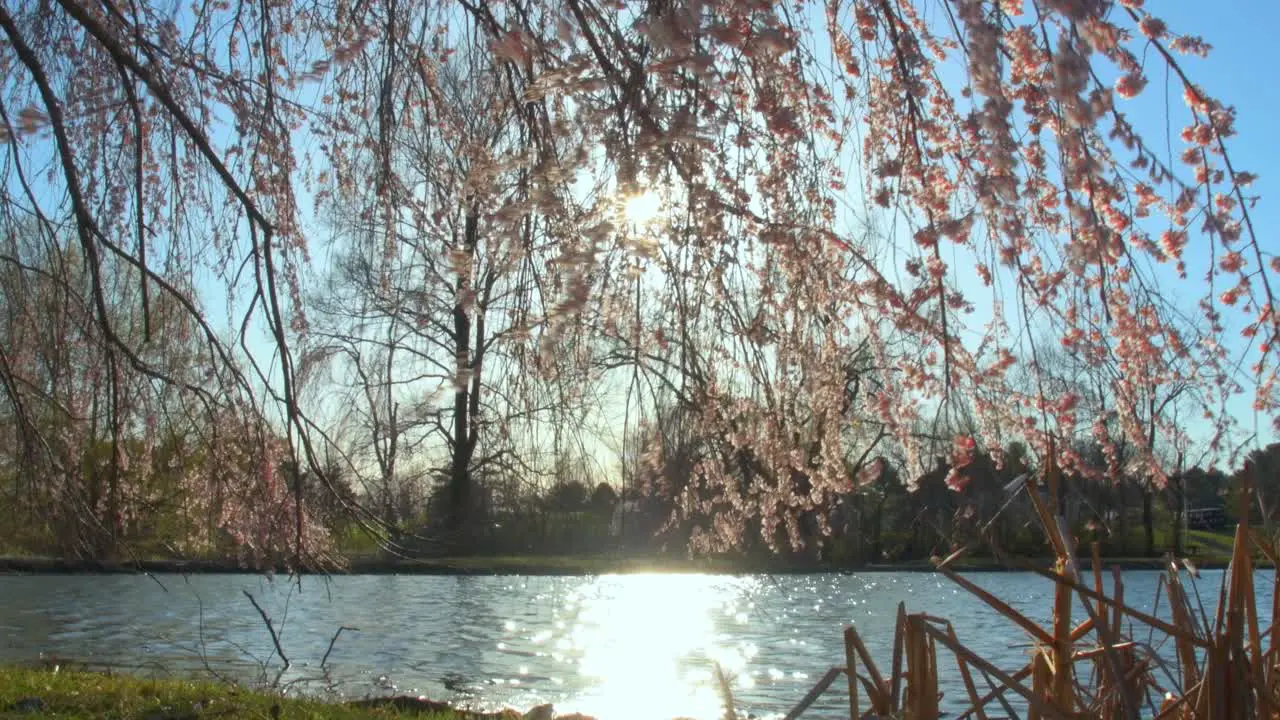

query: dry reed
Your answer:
[784,454,1278,720]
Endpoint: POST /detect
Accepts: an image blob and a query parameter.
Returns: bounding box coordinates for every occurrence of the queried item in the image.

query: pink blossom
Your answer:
[1115,72,1147,99]
[944,468,970,493]
[1219,252,1245,273]
[1138,16,1167,40]
[1160,230,1187,260]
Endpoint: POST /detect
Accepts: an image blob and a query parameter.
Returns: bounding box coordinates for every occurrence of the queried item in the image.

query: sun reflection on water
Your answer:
[548,574,758,720]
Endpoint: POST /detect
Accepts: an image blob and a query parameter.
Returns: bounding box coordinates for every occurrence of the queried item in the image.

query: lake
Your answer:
[0,570,1270,719]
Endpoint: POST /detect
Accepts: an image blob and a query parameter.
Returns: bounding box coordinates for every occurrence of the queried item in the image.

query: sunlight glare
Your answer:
[557,574,752,720]
[622,191,662,227]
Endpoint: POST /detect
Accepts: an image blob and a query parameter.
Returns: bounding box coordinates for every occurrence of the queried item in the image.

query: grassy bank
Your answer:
[0,666,459,719]
[2,551,1267,576]
[1,529,1265,575]
[0,553,832,576]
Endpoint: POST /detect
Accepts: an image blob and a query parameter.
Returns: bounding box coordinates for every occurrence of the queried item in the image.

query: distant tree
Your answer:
[310,42,587,551]
[851,457,907,562]
[1231,444,1280,527]
[545,480,590,512]
[2,0,1276,564]
[590,483,619,515]
[1181,466,1230,511]
[0,225,294,561]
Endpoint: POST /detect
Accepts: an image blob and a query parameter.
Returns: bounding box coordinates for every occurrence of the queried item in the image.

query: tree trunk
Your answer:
[1142,484,1155,556]
[447,303,474,548]
[382,320,399,529]
[870,497,885,562]
[1171,473,1185,556]
[446,208,485,552]
[1116,481,1129,556]
[1171,450,1187,556]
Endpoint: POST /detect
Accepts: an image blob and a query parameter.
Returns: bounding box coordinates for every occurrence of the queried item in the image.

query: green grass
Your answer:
[0,666,459,719]
[365,552,1269,574]
[1187,529,1238,556]
[6,531,1271,577]
[370,554,796,575]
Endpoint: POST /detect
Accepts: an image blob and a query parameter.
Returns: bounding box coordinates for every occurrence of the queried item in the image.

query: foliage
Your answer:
[0,0,1277,561]
[1229,442,1280,526]
[0,228,339,566]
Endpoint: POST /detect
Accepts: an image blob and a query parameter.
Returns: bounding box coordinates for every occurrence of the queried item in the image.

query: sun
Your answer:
[621,191,662,227]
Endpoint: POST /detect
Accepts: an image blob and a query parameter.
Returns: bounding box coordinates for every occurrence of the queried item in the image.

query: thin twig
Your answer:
[321,626,359,669]
[243,590,290,671]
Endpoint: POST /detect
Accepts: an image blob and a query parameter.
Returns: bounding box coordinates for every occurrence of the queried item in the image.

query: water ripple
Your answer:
[0,570,1272,718]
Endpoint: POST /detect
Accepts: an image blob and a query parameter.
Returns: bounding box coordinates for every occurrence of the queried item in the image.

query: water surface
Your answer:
[0,570,1268,718]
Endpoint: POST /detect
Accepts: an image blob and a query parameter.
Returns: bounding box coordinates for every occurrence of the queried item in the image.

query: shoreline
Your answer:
[0,553,1260,576]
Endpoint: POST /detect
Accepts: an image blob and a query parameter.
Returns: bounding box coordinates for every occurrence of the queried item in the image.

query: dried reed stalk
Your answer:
[786,447,1277,720]
[844,627,860,720]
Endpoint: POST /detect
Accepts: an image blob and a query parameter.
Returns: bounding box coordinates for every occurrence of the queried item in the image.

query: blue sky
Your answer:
[796,0,1280,459]
[1137,1,1280,448]
[4,0,1276,476]
[583,1,1280,467]
[1125,0,1280,248]
[134,0,1280,462]
[1065,0,1280,450]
